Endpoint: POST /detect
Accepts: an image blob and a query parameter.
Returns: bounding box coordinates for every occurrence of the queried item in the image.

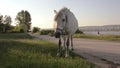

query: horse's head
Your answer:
[53,8,68,38]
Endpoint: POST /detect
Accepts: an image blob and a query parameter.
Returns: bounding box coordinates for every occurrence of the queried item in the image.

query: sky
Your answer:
[0,0,120,29]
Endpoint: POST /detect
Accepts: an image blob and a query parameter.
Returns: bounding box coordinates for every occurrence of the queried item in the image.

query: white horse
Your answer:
[54,7,78,57]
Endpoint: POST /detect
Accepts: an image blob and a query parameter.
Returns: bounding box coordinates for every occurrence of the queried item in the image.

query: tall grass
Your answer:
[0,33,95,68]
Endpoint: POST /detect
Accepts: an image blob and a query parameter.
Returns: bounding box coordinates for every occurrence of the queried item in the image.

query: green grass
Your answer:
[0,33,32,39]
[0,33,95,68]
[73,34,120,41]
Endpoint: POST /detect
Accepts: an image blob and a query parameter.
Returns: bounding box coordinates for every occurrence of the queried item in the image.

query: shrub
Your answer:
[75,29,84,34]
[40,29,54,36]
[32,27,40,33]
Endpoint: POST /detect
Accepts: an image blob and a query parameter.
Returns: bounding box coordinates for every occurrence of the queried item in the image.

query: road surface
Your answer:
[29,34,120,68]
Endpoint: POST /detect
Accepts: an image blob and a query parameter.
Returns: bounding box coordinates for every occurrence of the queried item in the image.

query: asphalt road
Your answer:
[29,34,120,68]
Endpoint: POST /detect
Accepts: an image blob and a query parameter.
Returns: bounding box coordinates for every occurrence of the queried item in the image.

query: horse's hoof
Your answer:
[57,53,61,57]
[65,54,69,57]
[62,47,65,50]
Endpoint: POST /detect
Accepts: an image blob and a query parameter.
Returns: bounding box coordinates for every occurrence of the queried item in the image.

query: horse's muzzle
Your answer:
[54,31,61,38]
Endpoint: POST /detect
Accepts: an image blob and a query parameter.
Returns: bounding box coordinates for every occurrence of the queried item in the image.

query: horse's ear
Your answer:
[54,10,57,14]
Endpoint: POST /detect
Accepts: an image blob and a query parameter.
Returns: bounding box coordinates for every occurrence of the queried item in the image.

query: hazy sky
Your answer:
[0,0,120,29]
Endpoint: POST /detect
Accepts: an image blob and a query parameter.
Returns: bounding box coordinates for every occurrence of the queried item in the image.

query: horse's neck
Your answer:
[64,11,78,35]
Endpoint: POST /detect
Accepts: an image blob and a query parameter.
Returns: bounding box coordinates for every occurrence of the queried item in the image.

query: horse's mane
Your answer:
[54,7,69,21]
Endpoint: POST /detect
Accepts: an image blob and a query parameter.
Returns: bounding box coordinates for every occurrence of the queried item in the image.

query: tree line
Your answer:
[0,10,31,33]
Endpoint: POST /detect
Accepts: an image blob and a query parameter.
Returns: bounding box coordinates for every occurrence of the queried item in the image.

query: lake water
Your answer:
[83,31,120,35]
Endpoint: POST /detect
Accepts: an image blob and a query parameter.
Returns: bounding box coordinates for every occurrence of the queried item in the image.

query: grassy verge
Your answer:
[0,33,32,39]
[73,34,120,41]
[0,33,95,68]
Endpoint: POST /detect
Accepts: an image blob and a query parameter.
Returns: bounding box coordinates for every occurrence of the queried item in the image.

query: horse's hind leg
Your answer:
[57,38,62,57]
[65,36,70,57]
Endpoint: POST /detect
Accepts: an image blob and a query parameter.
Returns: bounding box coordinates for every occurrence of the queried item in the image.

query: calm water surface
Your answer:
[83,31,120,35]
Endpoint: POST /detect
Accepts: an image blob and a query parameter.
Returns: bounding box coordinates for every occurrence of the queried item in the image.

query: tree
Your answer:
[2,15,12,32]
[2,15,12,25]
[0,14,3,24]
[0,14,3,32]
[15,10,32,32]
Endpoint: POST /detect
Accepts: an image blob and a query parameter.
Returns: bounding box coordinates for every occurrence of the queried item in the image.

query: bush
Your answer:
[32,27,40,33]
[20,29,24,33]
[0,24,17,33]
[9,31,20,33]
[75,29,84,34]
[7,25,21,33]
[40,29,54,36]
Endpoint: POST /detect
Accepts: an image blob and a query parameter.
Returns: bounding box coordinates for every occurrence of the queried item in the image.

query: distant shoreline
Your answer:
[79,25,120,31]
[83,31,120,36]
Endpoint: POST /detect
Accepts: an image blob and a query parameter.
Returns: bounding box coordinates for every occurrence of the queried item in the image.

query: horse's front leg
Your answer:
[57,37,62,57]
[71,35,74,51]
[65,36,70,57]
[62,36,66,50]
